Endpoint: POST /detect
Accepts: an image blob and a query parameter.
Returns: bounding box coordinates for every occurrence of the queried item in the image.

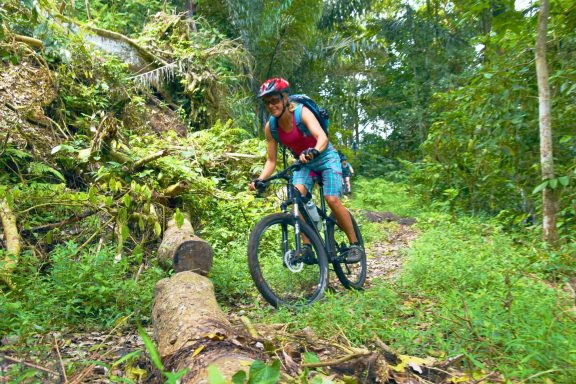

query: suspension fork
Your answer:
[284,181,302,253]
[293,200,302,252]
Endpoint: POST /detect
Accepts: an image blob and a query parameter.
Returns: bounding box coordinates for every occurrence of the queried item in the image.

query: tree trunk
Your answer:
[0,196,20,288]
[157,214,213,275]
[535,0,558,244]
[152,272,256,382]
[85,0,91,19]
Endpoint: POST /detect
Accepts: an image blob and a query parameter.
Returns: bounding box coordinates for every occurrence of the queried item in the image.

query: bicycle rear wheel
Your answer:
[248,213,328,307]
[328,211,366,289]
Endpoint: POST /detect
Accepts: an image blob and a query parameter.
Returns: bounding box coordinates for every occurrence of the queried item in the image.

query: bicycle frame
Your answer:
[258,162,340,262]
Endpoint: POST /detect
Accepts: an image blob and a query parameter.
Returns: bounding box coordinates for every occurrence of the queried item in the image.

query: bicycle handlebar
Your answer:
[258,161,303,187]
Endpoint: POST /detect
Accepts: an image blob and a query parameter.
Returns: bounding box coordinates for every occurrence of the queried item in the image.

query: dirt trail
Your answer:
[365,222,419,285]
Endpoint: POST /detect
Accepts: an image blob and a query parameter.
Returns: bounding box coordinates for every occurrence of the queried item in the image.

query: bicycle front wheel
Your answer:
[328,210,367,289]
[248,213,328,307]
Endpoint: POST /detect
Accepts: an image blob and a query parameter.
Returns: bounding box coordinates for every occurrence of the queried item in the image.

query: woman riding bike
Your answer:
[248,78,363,263]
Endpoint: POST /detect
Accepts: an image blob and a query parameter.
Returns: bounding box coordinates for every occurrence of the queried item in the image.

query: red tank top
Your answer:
[277,113,317,156]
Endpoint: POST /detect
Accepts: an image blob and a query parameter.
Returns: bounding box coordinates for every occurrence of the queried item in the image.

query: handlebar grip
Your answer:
[255,180,268,196]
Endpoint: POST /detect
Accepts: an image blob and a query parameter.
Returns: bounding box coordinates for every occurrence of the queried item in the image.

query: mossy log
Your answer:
[13,34,43,48]
[152,272,256,382]
[162,181,190,197]
[0,197,20,288]
[157,214,213,275]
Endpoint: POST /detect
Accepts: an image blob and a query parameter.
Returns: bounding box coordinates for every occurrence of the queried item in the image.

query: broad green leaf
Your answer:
[532,181,549,194]
[232,370,247,384]
[174,208,184,228]
[302,352,320,364]
[248,360,280,384]
[558,176,569,187]
[121,224,129,240]
[122,193,131,208]
[208,365,226,384]
[550,178,558,189]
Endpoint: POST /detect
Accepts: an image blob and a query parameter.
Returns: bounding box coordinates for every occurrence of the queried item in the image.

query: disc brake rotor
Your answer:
[284,250,303,272]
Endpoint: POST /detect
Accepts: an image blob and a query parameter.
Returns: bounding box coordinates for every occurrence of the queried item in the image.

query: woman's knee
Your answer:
[295,184,308,196]
[324,195,341,206]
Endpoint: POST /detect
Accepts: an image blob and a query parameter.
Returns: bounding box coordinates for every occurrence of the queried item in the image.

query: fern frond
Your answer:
[5,147,32,160]
[28,162,66,182]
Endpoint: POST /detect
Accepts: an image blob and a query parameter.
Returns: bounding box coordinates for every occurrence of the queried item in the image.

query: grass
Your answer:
[253,177,576,383]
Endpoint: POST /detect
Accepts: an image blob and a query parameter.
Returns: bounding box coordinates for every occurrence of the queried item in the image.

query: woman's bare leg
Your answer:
[324,196,357,243]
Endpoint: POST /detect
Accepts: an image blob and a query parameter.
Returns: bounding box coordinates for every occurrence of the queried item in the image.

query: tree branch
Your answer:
[0,197,20,289]
[13,34,43,49]
[133,149,171,170]
[21,209,98,234]
[301,350,372,368]
[56,14,168,66]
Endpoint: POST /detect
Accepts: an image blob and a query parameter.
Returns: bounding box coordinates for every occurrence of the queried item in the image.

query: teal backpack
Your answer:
[268,94,330,157]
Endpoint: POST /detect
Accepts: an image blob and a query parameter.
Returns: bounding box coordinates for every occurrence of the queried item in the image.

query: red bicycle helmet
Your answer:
[257,78,290,98]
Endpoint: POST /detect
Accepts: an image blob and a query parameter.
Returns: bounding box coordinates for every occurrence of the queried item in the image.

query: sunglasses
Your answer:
[262,96,283,106]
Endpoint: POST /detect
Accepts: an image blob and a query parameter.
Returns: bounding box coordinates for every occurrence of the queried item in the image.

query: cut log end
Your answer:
[173,237,213,275]
[158,215,213,275]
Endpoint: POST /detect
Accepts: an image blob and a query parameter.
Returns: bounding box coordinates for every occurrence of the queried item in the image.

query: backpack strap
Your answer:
[268,114,297,158]
[268,116,281,143]
[293,104,312,137]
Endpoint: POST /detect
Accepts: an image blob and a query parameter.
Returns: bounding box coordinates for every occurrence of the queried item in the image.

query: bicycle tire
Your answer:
[248,213,329,307]
[328,210,367,289]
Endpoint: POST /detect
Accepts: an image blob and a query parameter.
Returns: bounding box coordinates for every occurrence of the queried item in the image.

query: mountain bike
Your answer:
[248,161,366,308]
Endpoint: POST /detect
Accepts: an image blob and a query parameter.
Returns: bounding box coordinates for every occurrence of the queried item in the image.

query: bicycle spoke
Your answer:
[248,214,328,307]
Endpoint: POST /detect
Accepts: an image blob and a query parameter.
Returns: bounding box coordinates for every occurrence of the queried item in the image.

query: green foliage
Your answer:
[0,243,164,336]
[75,0,169,35]
[208,359,280,384]
[214,0,324,79]
[350,177,419,218]
[135,14,255,131]
[399,216,576,382]
[402,0,576,238]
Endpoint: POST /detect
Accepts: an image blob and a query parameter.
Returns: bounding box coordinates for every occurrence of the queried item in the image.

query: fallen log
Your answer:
[152,272,257,382]
[157,214,213,275]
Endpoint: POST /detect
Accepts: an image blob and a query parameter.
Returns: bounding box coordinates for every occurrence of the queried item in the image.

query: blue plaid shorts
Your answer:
[293,147,343,197]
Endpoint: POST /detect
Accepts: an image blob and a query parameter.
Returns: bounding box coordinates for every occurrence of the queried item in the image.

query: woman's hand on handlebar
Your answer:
[299,148,320,164]
[248,178,261,191]
[249,179,268,194]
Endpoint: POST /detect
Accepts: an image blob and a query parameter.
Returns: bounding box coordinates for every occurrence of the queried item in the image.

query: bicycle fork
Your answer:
[280,202,303,256]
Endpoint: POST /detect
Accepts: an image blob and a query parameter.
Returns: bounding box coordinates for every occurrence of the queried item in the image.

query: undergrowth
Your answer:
[0,243,164,337]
